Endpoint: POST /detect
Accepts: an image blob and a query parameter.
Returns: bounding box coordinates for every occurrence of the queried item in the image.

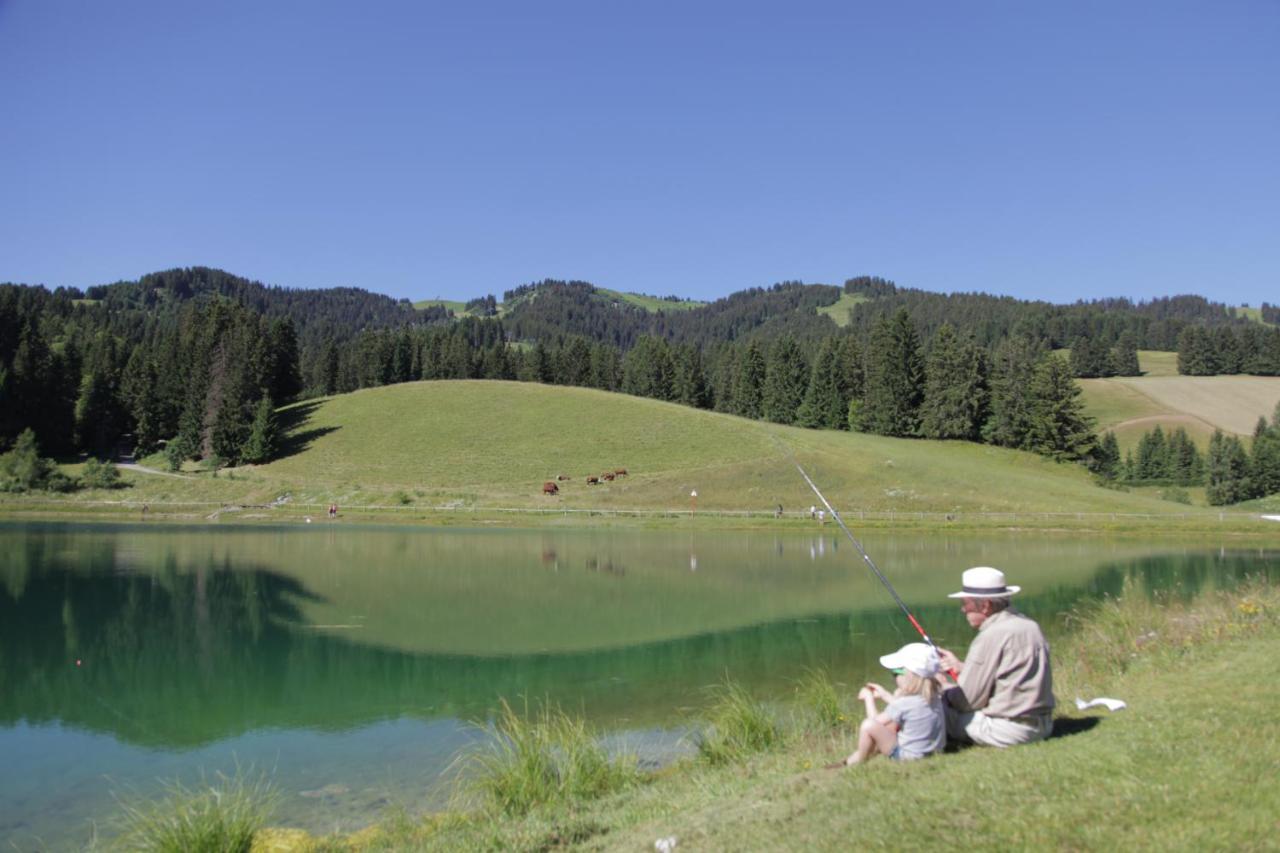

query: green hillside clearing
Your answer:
[596,287,705,312]
[815,291,868,326]
[413,298,468,314]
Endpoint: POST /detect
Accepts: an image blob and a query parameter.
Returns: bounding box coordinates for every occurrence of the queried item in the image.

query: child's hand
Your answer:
[856,686,872,701]
[869,683,893,701]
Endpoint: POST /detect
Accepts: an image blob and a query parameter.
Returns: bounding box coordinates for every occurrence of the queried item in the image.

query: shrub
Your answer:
[0,429,73,492]
[113,769,280,853]
[81,458,124,489]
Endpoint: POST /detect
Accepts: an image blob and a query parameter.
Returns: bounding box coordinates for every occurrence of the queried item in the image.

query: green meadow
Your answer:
[815,291,868,326]
[7,380,1274,528]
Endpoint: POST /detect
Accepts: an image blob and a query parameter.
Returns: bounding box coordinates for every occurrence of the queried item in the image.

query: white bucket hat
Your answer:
[947,566,1021,599]
[879,642,941,678]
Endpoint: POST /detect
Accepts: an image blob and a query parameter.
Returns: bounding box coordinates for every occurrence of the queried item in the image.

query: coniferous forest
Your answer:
[2,267,1278,503]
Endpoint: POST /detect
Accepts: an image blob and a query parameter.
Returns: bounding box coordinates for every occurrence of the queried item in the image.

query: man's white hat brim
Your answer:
[947,584,1021,599]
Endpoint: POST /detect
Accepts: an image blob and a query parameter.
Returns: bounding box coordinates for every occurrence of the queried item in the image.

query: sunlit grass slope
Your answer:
[815,291,868,326]
[258,380,1203,516]
[1080,370,1280,450]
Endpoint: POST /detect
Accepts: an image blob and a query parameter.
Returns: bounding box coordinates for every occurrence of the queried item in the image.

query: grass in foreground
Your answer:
[112,768,279,853]
[276,576,1279,851]
[451,698,641,817]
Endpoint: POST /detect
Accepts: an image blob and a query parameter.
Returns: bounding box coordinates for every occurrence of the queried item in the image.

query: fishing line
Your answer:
[772,436,956,675]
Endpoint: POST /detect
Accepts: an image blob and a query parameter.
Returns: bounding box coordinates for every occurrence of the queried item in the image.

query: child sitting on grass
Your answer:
[839,642,946,766]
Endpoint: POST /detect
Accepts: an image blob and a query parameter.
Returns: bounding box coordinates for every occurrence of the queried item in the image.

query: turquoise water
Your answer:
[1,521,1275,848]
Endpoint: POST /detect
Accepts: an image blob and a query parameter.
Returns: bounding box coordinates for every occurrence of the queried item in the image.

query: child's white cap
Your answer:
[879,643,941,678]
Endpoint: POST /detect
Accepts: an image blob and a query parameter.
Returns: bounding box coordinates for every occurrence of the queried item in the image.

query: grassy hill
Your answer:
[77,381,1261,521]
[1079,352,1280,451]
[13,381,1277,523]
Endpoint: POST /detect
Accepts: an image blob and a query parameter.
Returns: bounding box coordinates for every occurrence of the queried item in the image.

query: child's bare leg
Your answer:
[845,718,897,765]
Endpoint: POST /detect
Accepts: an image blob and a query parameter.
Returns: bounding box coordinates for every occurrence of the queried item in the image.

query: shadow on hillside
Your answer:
[275,401,339,461]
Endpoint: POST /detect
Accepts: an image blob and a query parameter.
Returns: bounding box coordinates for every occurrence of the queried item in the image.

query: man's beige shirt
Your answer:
[955,608,1055,719]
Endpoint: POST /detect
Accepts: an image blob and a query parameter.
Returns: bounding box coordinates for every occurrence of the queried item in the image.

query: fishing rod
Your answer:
[779,442,957,677]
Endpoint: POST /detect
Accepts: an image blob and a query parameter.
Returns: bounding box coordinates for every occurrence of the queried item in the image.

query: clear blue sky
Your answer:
[3,0,1277,305]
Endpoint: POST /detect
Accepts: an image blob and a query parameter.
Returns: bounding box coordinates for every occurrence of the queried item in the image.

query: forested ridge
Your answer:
[2,266,1278,503]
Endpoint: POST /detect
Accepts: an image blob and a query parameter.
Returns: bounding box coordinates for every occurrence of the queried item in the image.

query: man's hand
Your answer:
[936,647,963,674]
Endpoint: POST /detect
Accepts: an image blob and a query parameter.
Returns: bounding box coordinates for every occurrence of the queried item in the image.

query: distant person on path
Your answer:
[809,505,816,519]
[936,566,1055,747]
[835,642,945,766]
[775,504,783,518]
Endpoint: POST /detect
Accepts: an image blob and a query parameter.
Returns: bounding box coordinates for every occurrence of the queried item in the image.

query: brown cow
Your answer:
[586,476,599,485]
[556,474,570,481]
[602,472,615,481]
[614,468,628,477]
[542,481,559,496]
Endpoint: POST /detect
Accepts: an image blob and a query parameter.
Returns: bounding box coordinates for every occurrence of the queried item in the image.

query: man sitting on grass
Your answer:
[936,566,1055,747]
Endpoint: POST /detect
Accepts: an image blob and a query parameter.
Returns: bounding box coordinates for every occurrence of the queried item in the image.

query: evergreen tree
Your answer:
[588,343,621,391]
[621,336,675,401]
[241,396,277,464]
[919,324,987,440]
[1206,430,1252,505]
[672,344,711,409]
[1167,427,1204,484]
[732,340,766,419]
[0,428,71,492]
[761,335,808,424]
[983,336,1043,449]
[1250,417,1280,497]
[1095,431,1121,479]
[1134,426,1169,480]
[796,338,845,429]
[1111,331,1141,376]
[1026,354,1096,462]
[860,309,923,437]
[557,336,592,387]
[836,336,864,420]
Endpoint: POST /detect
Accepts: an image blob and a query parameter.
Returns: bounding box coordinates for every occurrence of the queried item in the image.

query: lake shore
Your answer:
[241,577,1277,851]
[2,497,1277,537]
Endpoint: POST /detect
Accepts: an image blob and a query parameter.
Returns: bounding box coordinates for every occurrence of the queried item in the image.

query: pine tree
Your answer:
[621,336,675,401]
[919,324,987,440]
[761,336,808,425]
[673,344,711,409]
[588,343,621,391]
[1026,354,1096,462]
[733,341,766,419]
[860,309,923,437]
[1206,430,1252,505]
[1134,426,1169,480]
[241,396,277,464]
[983,336,1043,449]
[796,338,845,429]
[1111,331,1141,376]
[1250,417,1280,497]
[1167,427,1204,484]
[1095,431,1121,479]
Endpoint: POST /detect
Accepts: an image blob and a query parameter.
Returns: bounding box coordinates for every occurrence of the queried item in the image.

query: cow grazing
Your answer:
[586,476,599,485]
[602,472,615,481]
[556,474,570,481]
[542,481,559,496]
[614,468,628,477]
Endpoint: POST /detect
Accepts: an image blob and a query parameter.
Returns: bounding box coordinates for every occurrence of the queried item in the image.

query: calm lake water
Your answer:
[2,521,1276,849]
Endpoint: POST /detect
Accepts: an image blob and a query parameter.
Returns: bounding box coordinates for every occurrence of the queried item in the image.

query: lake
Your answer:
[1,521,1275,848]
